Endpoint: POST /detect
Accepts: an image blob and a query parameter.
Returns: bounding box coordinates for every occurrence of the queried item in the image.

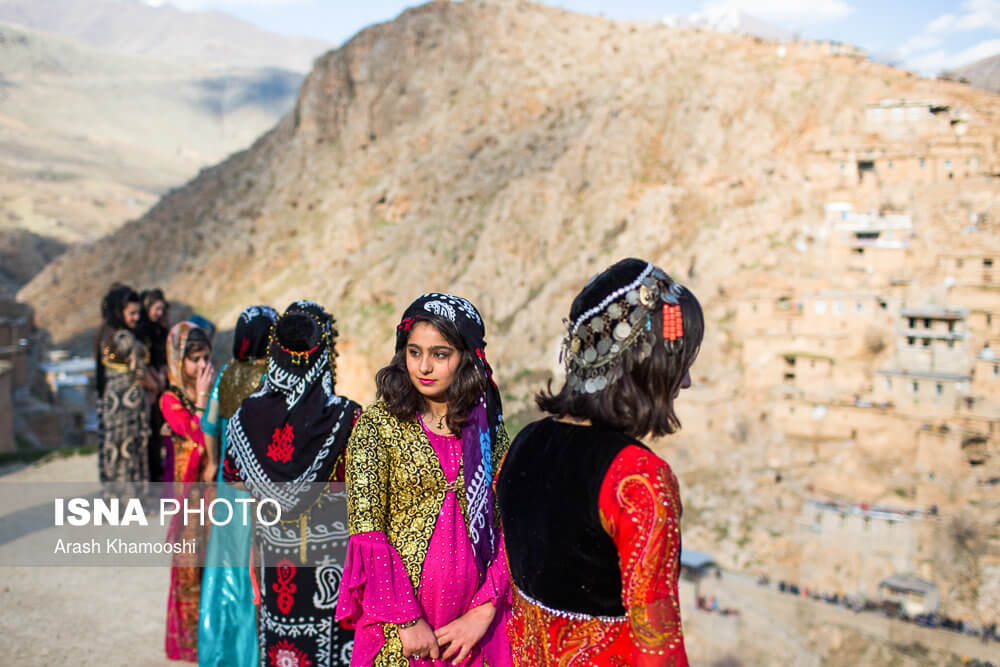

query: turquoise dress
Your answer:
[198,361,260,667]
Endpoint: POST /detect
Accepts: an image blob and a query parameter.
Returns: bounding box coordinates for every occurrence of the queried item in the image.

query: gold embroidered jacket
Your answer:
[345,400,510,591]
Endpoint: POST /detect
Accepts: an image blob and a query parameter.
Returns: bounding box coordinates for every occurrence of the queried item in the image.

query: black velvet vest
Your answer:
[497,418,644,617]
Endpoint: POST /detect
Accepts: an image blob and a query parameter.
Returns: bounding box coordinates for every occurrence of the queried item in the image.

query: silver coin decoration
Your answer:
[561,262,688,395]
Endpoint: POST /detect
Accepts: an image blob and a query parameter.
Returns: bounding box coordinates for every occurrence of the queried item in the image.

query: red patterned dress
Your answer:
[160,389,211,661]
[497,418,688,666]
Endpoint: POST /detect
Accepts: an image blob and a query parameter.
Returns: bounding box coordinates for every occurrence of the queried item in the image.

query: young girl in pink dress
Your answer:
[337,293,511,666]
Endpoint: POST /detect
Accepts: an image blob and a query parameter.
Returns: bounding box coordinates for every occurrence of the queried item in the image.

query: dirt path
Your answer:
[0,453,175,666]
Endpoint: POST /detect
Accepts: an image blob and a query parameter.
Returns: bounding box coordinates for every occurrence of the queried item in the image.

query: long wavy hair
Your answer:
[375,312,486,434]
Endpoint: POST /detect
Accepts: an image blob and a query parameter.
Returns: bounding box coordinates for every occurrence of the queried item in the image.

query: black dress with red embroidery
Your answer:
[223,397,361,667]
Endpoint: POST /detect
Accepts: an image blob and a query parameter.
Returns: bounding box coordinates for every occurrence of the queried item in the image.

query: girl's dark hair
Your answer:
[376,313,486,434]
[140,288,167,318]
[536,281,704,439]
[184,327,212,359]
[100,283,140,330]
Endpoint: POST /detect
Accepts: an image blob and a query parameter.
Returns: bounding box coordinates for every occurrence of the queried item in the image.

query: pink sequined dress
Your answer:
[337,414,511,666]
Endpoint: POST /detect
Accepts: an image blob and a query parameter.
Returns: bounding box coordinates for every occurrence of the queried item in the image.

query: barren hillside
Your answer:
[0,21,304,295]
[18,0,1000,636]
[0,0,330,71]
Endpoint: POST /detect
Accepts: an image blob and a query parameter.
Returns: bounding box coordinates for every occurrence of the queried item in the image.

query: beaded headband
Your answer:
[561,263,688,394]
[267,310,329,375]
[286,300,338,388]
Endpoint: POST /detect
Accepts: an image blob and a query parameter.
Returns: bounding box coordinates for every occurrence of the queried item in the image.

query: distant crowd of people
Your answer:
[94,258,704,666]
[761,576,999,647]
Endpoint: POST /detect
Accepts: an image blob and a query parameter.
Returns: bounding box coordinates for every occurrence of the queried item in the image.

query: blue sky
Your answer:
[144,0,1000,75]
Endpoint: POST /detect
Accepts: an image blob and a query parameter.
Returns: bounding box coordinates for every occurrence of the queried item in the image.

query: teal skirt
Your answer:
[198,423,258,667]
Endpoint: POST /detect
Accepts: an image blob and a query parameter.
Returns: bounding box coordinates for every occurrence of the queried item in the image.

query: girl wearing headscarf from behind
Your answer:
[336,293,511,667]
[161,321,216,662]
[96,283,158,496]
[197,305,276,667]
[224,301,361,667]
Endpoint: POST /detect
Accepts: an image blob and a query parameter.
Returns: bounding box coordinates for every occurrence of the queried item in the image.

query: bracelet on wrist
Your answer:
[396,618,420,629]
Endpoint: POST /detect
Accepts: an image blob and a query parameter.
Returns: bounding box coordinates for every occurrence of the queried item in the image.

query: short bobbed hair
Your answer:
[537,261,704,439]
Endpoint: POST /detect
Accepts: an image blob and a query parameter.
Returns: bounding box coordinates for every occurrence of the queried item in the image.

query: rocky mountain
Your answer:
[0,21,305,296]
[17,0,1000,654]
[0,0,331,71]
[942,52,1000,95]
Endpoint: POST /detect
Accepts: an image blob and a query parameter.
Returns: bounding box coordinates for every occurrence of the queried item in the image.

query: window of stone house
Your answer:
[922,338,931,347]
[784,373,795,382]
[912,381,919,393]
[948,321,954,332]
[923,318,931,328]
[945,159,952,167]
[948,340,954,348]
[985,259,994,268]
[907,336,915,346]
[936,384,943,395]
[994,364,998,377]
[908,318,916,328]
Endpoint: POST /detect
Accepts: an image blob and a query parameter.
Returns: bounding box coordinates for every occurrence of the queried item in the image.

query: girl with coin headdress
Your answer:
[336,293,512,667]
[496,258,702,666]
